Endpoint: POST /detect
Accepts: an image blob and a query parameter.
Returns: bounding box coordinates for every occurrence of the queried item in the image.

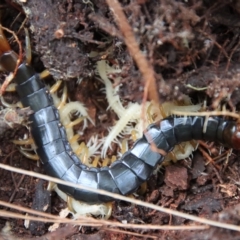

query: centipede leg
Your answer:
[49,80,62,94]
[65,117,85,129]
[57,83,68,110]
[18,148,39,161]
[12,138,34,145]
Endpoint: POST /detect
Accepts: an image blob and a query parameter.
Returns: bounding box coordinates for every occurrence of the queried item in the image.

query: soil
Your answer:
[1,0,240,239]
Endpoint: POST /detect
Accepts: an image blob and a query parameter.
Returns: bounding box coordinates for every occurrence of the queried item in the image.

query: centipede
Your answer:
[1,26,240,204]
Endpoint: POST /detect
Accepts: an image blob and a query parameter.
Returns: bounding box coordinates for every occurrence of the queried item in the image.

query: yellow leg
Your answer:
[82,147,89,165]
[39,69,51,79]
[131,129,138,142]
[12,138,34,145]
[146,103,158,122]
[105,202,113,219]
[65,117,85,129]
[75,142,86,157]
[69,134,80,144]
[102,157,110,167]
[190,140,199,149]
[50,80,62,94]
[159,105,167,118]
[92,156,100,167]
[120,139,128,155]
[47,182,55,192]
[67,196,76,213]
[0,96,21,108]
[165,152,177,163]
[178,143,186,154]
[18,148,39,161]
[110,155,117,163]
[138,182,147,195]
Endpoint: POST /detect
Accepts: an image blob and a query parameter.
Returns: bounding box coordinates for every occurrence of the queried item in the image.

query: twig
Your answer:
[1,163,240,232]
[105,0,159,132]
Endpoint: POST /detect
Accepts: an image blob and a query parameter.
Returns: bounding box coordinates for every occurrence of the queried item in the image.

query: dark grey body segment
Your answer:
[14,63,238,203]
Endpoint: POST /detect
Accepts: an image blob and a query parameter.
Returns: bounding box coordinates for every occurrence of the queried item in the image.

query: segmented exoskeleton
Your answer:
[1,27,240,204]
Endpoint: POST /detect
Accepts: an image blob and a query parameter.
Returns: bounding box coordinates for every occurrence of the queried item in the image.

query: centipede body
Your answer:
[1,45,240,204]
[11,66,240,202]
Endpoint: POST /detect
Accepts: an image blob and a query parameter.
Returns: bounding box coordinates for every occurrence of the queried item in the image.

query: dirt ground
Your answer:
[1,0,240,239]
